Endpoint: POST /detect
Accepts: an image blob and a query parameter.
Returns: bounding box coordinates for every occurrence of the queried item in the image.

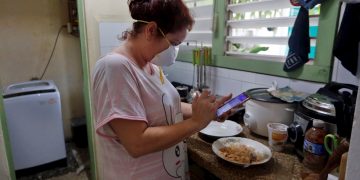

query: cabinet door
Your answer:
[0,93,15,179]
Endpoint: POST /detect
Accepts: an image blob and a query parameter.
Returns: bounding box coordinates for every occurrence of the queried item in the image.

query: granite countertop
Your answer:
[187,122,313,180]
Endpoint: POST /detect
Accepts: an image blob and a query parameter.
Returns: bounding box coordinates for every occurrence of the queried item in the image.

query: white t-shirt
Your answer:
[92,53,187,180]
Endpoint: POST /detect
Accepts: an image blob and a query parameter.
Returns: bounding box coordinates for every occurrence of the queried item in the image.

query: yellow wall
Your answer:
[0,0,84,139]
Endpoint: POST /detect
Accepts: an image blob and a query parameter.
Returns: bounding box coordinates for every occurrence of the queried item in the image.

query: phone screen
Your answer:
[216,93,249,117]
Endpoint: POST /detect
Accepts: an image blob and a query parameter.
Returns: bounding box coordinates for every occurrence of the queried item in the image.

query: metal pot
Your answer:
[288,93,338,157]
[244,88,296,137]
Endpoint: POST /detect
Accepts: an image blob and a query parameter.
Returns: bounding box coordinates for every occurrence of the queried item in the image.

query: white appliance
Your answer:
[243,88,296,137]
[3,80,66,172]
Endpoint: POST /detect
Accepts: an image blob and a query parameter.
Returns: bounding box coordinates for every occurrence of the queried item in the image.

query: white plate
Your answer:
[199,120,243,137]
[212,137,272,167]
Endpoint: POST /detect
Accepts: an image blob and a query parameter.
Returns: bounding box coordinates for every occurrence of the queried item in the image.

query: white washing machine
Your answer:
[3,80,66,173]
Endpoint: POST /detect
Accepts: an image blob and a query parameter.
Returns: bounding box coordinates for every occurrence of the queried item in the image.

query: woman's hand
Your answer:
[216,110,232,122]
[190,90,232,130]
[216,106,243,122]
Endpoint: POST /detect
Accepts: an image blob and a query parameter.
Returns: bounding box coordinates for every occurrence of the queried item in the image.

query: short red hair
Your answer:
[124,0,194,39]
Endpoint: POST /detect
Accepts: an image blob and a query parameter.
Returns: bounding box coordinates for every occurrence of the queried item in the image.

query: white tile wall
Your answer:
[99,22,130,47]
[99,22,130,56]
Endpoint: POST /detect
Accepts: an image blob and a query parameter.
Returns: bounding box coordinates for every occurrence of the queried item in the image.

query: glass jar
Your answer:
[303,119,327,171]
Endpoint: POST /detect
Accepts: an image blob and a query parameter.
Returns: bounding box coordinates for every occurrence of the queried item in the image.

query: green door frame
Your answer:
[77,0,98,179]
[0,94,16,180]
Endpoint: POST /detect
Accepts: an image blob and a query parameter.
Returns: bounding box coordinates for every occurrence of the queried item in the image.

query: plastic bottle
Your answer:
[303,120,327,171]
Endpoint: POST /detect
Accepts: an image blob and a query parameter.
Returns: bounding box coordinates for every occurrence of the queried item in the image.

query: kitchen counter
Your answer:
[187,121,313,180]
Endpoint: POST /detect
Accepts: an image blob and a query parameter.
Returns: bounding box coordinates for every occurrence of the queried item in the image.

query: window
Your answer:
[178,0,213,58]
[227,0,320,62]
[178,0,341,83]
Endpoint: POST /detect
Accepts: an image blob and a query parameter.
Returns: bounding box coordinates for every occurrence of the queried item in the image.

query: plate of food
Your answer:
[199,120,243,138]
[212,137,272,167]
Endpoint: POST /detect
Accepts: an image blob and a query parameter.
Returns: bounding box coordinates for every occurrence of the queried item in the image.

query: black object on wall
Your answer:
[71,117,88,148]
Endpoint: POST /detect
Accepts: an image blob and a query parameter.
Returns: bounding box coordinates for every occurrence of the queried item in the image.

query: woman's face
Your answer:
[142,22,188,62]
[164,28,188,47]
[158,28,187,52]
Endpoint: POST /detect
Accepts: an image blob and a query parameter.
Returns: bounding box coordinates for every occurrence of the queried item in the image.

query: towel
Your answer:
[333,3,360,76]
[284,7,310,72]
[269,86,310,103]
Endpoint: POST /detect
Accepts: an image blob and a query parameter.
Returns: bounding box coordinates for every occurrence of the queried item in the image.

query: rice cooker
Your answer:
[288,82,358,157]
[288,93,337,157]
[243,88,296,137]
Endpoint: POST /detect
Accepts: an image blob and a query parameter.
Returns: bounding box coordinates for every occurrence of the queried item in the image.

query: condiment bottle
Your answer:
[303,120,327,171]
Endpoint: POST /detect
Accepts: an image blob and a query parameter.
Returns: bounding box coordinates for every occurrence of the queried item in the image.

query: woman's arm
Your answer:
[110,117,199,158]
[110,91,232,158]
[181,102,192,119]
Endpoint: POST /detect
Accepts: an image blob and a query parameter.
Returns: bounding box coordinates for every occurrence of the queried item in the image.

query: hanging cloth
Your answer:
[284,0,328,72]
[283,7,310,72]
[333,3,360,76]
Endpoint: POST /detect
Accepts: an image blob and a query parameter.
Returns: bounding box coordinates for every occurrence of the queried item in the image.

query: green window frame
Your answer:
[177,0,341,83]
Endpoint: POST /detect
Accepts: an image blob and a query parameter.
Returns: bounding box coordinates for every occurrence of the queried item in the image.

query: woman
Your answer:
[91,0,231,179]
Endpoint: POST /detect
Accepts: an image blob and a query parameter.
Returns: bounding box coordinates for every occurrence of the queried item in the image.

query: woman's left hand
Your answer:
[216,107,243,122]
[216,112,231,122]
[214,94,233,122]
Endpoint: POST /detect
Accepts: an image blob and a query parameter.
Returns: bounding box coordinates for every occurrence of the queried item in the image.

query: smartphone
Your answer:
[216,92,250,117]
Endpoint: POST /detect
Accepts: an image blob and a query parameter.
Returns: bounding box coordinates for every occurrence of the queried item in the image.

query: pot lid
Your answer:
[246,88,287,103]
[302,94,336,116]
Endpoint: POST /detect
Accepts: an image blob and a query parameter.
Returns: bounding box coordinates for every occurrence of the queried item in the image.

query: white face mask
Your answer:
[151,46,179,67]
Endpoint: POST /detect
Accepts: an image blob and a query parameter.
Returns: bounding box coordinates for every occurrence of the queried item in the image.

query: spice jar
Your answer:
[303,120,327,171]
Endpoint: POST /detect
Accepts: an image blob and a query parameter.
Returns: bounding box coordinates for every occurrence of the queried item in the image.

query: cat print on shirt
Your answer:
[161,94,187,179]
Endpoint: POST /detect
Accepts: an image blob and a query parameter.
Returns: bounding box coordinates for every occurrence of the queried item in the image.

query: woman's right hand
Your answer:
[190,90,232,130]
